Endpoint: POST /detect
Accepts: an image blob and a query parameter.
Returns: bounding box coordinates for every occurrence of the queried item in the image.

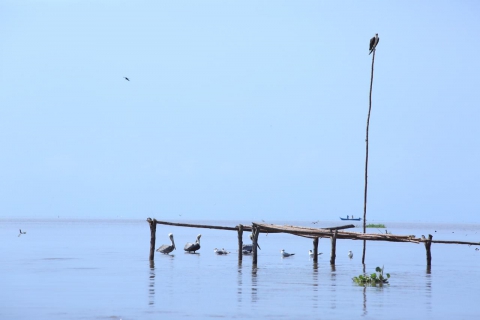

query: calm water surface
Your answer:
[1,219,480,319]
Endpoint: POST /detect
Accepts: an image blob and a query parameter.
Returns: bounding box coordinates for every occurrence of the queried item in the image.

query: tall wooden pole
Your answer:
[313,237,319,263]
[237,224,244,261]
[252,226,260,265]
[362,46,377,265]
[425,234,433,266]
[330,230,337,265]
[148,218,157,261]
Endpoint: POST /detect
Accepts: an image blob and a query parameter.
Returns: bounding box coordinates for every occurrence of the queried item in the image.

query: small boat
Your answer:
[340,217,362,221]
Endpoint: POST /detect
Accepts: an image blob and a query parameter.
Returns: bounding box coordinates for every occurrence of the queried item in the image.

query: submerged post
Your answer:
[147,218,157,261]
[330,230,337,265]
[252,226,260,265]
[313,237,319,263]
[425,234,433,266]
[237,224,244,261]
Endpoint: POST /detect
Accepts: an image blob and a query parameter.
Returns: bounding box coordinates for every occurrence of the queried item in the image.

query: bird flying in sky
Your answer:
[124,77,130,81]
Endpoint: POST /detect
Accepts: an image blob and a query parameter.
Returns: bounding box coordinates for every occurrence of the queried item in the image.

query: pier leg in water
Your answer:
[313,237,319,263]
[237,224,244,261]
[425,234,433,266]
[252,226,260,265]
[330,230,337,265]
[148,218,157,261]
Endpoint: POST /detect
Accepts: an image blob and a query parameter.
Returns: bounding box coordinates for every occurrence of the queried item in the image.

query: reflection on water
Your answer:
[362,264,367,317]
[425,266,432,313]
[251,266,258,303]
[330,264,336,311]
[312,263,318,309]
[237,260,243,303]
[149,260,155,306]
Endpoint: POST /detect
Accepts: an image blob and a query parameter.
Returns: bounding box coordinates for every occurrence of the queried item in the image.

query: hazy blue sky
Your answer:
[1,1,479,223]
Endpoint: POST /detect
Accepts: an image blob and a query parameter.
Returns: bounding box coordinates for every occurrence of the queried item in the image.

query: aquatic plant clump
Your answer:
[353,266,390,286]
[366,223,386,228]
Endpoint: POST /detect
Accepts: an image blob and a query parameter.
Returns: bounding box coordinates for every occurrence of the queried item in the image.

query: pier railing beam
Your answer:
[238,224,244,261]
[252,226,260,265]
[148,218,157,261]
[425,234,433,266]
[313,237,319,263]
[330,230,337,265]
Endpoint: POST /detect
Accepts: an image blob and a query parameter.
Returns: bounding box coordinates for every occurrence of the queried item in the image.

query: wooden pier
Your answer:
[147,218,480,266]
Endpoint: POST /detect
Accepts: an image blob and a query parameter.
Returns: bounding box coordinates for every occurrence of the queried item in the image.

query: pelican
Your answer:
[308,250,323,257]
[281,249,295,257]
[348,250,353,259]
[369,33,380,55]
[242,233,261,254]
[156,233,175,254]
[184,234,201,253]
[18,229,26,237]
[124,77,130,81]
[214,248,230,255]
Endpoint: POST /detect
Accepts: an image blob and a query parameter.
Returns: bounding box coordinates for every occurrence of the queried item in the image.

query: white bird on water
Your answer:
[308,250,323,257]
[348,250,353,259]
[214,248,230,255]
[281,249,295,257]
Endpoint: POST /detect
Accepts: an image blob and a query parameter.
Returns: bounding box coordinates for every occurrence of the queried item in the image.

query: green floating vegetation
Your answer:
[353,266,390,286]
[366,223,386,228]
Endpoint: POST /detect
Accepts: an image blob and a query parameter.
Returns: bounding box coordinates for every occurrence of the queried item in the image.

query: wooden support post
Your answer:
[313,237,319,263]
[330,230,337,265]
[425,234,433,266]
[252,226,260,265]
[148,218,157,261]
[238,224,244,261]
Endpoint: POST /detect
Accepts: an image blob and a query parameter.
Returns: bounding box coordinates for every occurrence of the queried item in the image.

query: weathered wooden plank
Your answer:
[154,220,253,232]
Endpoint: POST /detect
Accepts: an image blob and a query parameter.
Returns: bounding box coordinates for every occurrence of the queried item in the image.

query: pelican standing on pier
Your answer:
[184,234,201,253]
[369,33,380,55]
[156,233,176,254]
[242,233,261,254]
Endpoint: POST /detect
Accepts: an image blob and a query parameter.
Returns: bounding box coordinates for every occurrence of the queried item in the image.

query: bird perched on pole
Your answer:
[369,33,380,55]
